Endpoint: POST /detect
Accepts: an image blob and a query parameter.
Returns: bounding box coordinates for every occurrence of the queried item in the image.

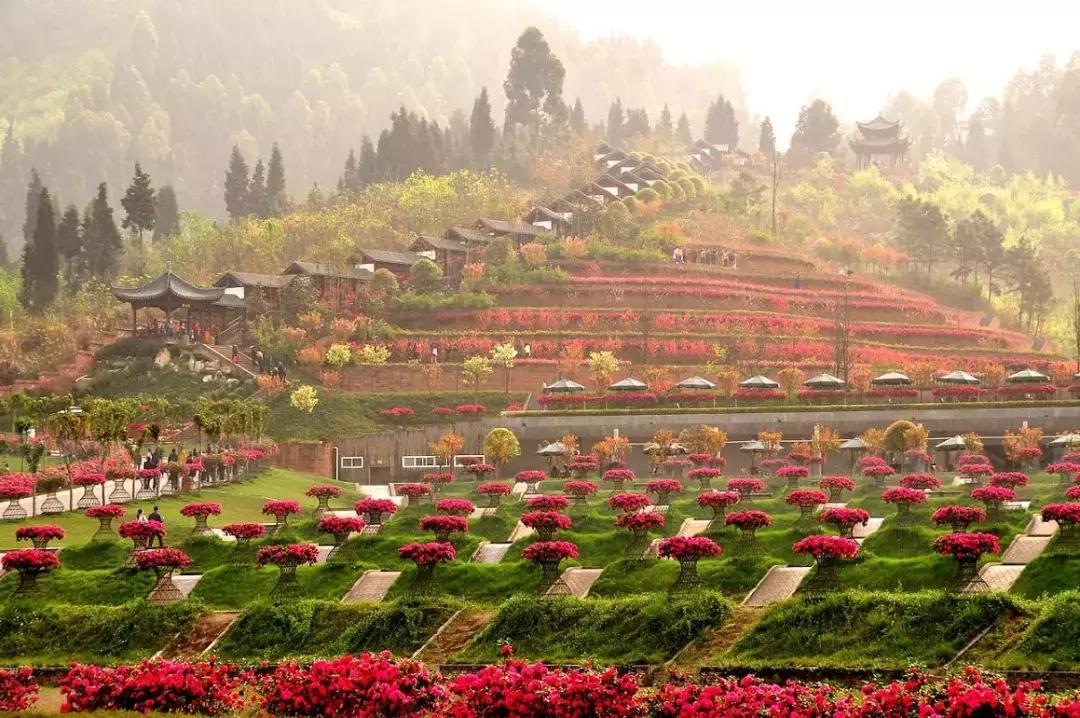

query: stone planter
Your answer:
[1057,522,1079,549]
[92,517,116,541]
[413,563,437,593]
[76,485,102,509]
[313,495,332,521]
[654,490,674,505]
[735,527,761,553]
[108,479,132,503]
[39,492,64,515]
[952,557,985,593]
[482,494,502,509]
[270,563,303,601]
[29,537,53,550]
[625,527,651,558]
[1,499,27,521]
[696,476,712,492]
[12,568,47,596]
[147,569,184,604]
[894,503,917,525]
[607,480,626,494]
[671,558,703,592]
[803,557,841,593]
[190,514,213,537]
[363,511,385,526]
[796,504,818,525]
[326,533,351,563]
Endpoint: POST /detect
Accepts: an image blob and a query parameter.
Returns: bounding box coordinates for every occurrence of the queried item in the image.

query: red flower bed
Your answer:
[304,484,342,498]
[1012,446,1044,462]
[432,406,455,417]
[658,535,721,560]
[784,489,828,508]
[602,468,635,485]
[522,540,579,563]
[222,523,265,540]
[971,485,1016,509]
[865,387,919,398]
[1041,503,1080,526]
[0,667,37,712]
[563,480,598,497]
[775,466,810,481]
[180,502,222,517]
[857,454,887,469]
[354,498,399,519]
[317,515,365,535]
[419,514,469,539]
[456,404,486,415]
[882,487,927,505]
[85,504,125,519]
[133,547,192,571]
[424,472,455,485]
[820,507,870,532]
[990,471,1030,488]
[60,659,244,714]
[727,477,765,494]
[933,532,1000,560]
[1047,461,1080,478]
[118,520,165,540]
[256,543,319,567]
[792,535,859,559]
[526,495,570,511]
[607,492,651,513]
[464,463,496,479]
[261,500,301,518]
[380,406,416,419]
[819,475,855,492]
[1,549,59,572]
[72,472,106,487]
[520,511,572,536]
[646,478,683,499]
[476,482,512,496]
[697,490,740,515]
[931,505,987,531]
[0,475,34,500]
[15,524,64,542]
[515,470,547,484]
[732,388,784,400]
[399,541,456,565]
[726,510,773,530]
[997,383,1056,396]
[899,473,941,490]
[615,511,667,531]
[397,483,433,498]
[436,498,477,516]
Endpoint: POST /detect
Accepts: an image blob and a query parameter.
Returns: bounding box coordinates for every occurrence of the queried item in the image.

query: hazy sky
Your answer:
[537,0,1075,140]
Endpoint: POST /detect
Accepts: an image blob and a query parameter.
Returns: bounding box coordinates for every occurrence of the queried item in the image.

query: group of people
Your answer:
[670,247,738,268]
[143,318,213,344]
[225,343,287,381]
[134,506,167,546]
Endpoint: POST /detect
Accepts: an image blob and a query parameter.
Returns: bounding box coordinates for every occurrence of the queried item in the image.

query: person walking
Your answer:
[136,508,148,523]
[147,506,166,546]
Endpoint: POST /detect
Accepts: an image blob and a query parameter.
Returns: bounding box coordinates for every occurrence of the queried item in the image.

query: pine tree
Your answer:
[19,186,58,311]
[0,231,8,268]
[570,98,587,135]
[469,87,497,167]
[22,170,43,245]
[966,118,988,171]
[503,27,567,133]
[338,149,358,193]
[607,98,625,144]
[223,145,249,219]
[656,105,673,136]
[675,112,692,145]
[789,99,841,165]
[83,182,122,280]
[759,117,776,156]
[248,158,268,218]
[153,185,180,241]
[120,162,156,243]
[56,204,82,284]
[358,135,377,186]
[266,142,286,216]
[704,95,739,148]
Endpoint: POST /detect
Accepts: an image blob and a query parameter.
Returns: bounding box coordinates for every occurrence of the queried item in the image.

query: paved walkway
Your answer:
[472,542,512,564]
[506,521,535,543]
[545,567,604,598]
[342,570,401,603]
[970,514,1058,593]
[742,566,813,607]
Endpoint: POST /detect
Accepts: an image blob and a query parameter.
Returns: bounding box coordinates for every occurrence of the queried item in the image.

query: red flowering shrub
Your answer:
[522,540,579,563]
[733,387,784,400]
[304,484,342,498]
[726,510,773,531]
[775,465,810,484]
[727,477,765,496]
[419,514,469,541]
[688,453,723,467]
[899,473,942,490]
[222,523,265,541]
[697,490,740,518]
[820,507,870,537]
[436,498,477,516]
[60,659,244,715]
[0,667,37,712]
[933,532,1000,560]
[658,535,722,561]
[15,524,65,546]
[646,478,683,503]
[526,494,570,512]
[85,503,125,518]
[882,487,927,506]
[464,463,496,480]
[615,511,666,532]
[398,541,456,565]
[380,406,416,419]
[261,500,302,521]
[1041,502,1080,528]
[515,470,547,485]
[136,467,161,480]
[432,406,455,417]
[792,535,859,559]
[958,453,990,467]
[118,520,165,541]
[1012,445,1044,462]
[72,472,106,487]
[819,475,856,500]
[456,403,486,415]
[959,462,994,479]
[0,474,34,500]
[133,547,192,571]
[687,466,723,487]
[607,492,651,513]
[858,454,887,469]
[256,543,319,567]
[568,455,600,477]
[317,515,365,536]
[179,502,222,517]
[521,511,572,540]
[424,472,456,485]
[861,463,895,481]
[784,489,828,508]
[971,485,1016,511]
[397,483,433,499]
[931,505,987,532]
[602,468,635,489]
[476,482,512,496]
[1067,486,1080,500]
[1,548,60,573]
[1046,461,1080,478]
[259,653,445,717]
[990,471,1030,489]
[563,480,598,499]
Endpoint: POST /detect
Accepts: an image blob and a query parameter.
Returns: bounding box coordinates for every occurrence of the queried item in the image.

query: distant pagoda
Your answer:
[850,115,911,169]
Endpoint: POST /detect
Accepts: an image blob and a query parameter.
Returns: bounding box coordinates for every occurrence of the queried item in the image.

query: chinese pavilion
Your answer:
[850,115,912,169]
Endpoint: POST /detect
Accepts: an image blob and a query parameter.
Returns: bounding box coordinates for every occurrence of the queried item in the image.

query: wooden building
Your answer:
[475,218,549,248]
[353,249,423,280]
[281,261,371,306]
[409,235,471,279]
[850,115,912,169]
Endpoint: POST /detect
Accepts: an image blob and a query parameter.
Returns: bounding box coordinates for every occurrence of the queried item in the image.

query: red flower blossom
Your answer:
[436,498,477,516]
[933,532,1000,560]
[990,472,1030,489]
[317,515,365,535]
[900,473,941,490]
[607,492,651,513]
[931,505,987,531]
[615,511,666,531]
[133,547,192,571]
[85,504,125,519]
[1,549,59,572]
[563,480,599,497]
[726,510,772,530]
[784,489,828,508]
[222,523,265,540]
[476,482,512,496]
[526,494,571,511]
[261,500,301,518]
[304,484,343,498]
[256,543,319,567]
[658,535,722,560]
[179,502,221,517]
[399,541,456,565]
[15,524,64,542]
[354,498,399,518]
[792,535,859,559]
[882,487,928,505]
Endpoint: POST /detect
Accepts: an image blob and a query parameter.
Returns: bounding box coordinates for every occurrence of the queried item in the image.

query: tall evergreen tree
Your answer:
[19,186,58,310]
[265,142,286,216]
[502,27,567,133]
[248,158,268,218]
[120,162,156,243]
[223,145,250,219]
[966,118,988,170]
[656,105,673,136]
[675,112,692,145]
[570,98,587,135]
[704,95,739,148]
[358,136,377,186]
[83,182,122,280]
[0,231,8,268]
[606,98,625,144]
[789,99,841,165]
[22,170,43,246]
[759,117,776,156]
[153,185,180,241]
[469,87,497,166]
[338,149,359,193]
[56,204,82,285]
[626,108,650,137]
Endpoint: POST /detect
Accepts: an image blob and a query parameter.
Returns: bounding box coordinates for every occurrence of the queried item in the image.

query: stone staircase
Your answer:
[545,567,604,598]
[342,569,401,603]
[159,611,240,659]
[472,542,512,564]
[970,514,1058,593]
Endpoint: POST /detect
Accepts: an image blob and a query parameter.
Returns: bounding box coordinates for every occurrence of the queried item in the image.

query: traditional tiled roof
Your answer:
[446,226,490,245]
[476,218,547,237]
[282,261,372,280]
[410,235,470,253]
[213,271,295,289]
[357,248,423,267]
[112,272,224,306]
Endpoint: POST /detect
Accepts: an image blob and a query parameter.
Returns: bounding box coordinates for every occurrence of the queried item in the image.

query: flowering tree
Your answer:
[615,511,666,557]
[526,495,570,512]
[819,476,855,502]
[727,477,765,504]
[398,541,456,590]
[1,548,59,595]
[521,511,572,541]
[688,466,723,492]
[602,468,635,493]
[931,505,987,532]
[697,490,740,521]
[792,535,859,592]
[256,543,320,599]
[932,532,1000,591]
[317,515,365,561]
[658,536,721,591]
[646,478,683,505]
[179,502,221,537]
[882,487,927,522]
[476,482,512,508]
[819,507,870,538]
[15,524,64,550]
[304,484,343,519]
[86,503,125,540]
[784,489,829,523]
[436,498,477,517]
[134,548,193,604]
[523,540,579,591]
[989,472,1030,489]
[1041,503,1080,548]
[899,473,942,491]
[726,510,772,550]
[563,480,598,505]
[970,486,1016,518]
[354,498,398,525]
[607,492,651,514]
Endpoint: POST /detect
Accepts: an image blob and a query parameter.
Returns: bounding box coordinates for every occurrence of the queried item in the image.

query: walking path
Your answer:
[342,569,401,603]
[970,514,1057,593]
[545,567,604,597]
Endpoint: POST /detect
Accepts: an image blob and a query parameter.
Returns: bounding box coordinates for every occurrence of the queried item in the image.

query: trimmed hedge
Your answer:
[216,597,461,659]
[1010,592,1080,668]
[457,591,731,664]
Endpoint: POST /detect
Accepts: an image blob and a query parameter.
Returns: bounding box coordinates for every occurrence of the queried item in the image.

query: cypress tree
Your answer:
[120,162,156,243]
[607,98,625,144]
[358,135,377,186]
[759,117,776,156]
[266,142,286,216]
[19,186,58,310]
[153,185,180,241]
[56,204,82,284]
[338,149,358,193]
[223,145,249,219]
[469,87,496,167]
[675,112,692,145]
[248,158,268,218]
[570,98,587,135]
[22,170,42,246]
[656,105,673,136]
[84,182,122,280]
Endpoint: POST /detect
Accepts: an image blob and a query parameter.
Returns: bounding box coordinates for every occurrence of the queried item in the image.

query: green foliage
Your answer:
[459,592,731,664]
[409,258,443,293]
[1009,592,1080,667]
[391,292,496,313]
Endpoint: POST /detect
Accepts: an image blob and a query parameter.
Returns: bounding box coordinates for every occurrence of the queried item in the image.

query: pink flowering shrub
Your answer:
[726,510,772,531]
[727,478,765,497]
[932,505,987,532]
[355,498,399,523]
[399,541,456,566]
[658,535,722,561]
[304,484,342,498]
[256,543,319,567]
[819,507,870,537]
[602,468,635,489]
[526,494,570,512]
[515,470,547,485]
[222,523,265,541]
[476,482,512,496]
[261,500,302,521]
[646,478,683,503]
[563,480,598,499]
[933,532,1000,560]
[615,511,666,533]
[697,490,740,518]
[133,547,192,571]
[419,514,469,541]
[85,504,125,519]
[792,535,859,560]
[60,659,244,715]
[899,473,941,490]
[990,471,1030,489]
[971,485,1016,512]
[882,487,928,506]
[0,667,37,712]
[819,475,855,500]
[607,492,651,513]
[179,502,222,517]
[317,515,365,536]
[436,498,477,516]
[520,511,572,540]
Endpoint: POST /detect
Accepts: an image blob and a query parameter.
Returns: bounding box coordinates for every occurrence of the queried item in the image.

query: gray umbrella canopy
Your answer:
[839,437,867,451]
[939,370,980,385]
[537,441,567,456]
[608,377,648,392]
[935,434,968,450]
[739,440,768,453]
[542,379,586,393]
[642,442,687,455]
[740,375,780,389]
[871,371,912,386]
[676,376,716,390]
[1049,433,1080,447]
[1006,368,1050,384]
[803,373,846,389]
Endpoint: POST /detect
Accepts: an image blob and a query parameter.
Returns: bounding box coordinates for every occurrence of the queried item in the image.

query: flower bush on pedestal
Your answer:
[931,505,987,532]
[522,540,579,591]
[607,492,651,514]
[179,502,222,537]
[602,468,635,493]
[563,480,598,505]
[1041,503,1080,548]
[726,510,772,550]
[819,507,870,538]
[476,482,512,508]
[646,478,683,505]
[354,497,398,525]
[784,489,828,523]
[526,494,570,512]
[317,515,365,561]
[72,471,106,508]
[398,541,456,590]
[118,520,165,553]
[776,465,809,490]
[688,452,725,468]
[0,475,34,520]
[568,455,599,479]
[882,487,927,522]
[990,472,1030,489]
[900,473,942,491]
[15,524,64,550]
[134,548,192,604]
[959,462,994,485]
[256,543,319,599]
[436,498,477,516]
[105,465,135,502]
[0,667,37,712]
[35,470,67,514]
[514,470,547,492]
[397,483,433,507]
[261,500,302,528]
[792,535,859,592]
[697,490,740,521]
[688,466,723,492]
[463,462,496,482]
[423,472,456,495]
[520,511,572,541]
[60,659,244,715]
[1047,461,1080,486]
[933,532,1000,592]
[861,462,895,488]
[222,523,265,560]
[819,476,856,502]
[419,514,468,542]
[304,484,342,519]
[135,467,160,498]
[1,549,59,595]
[971,486,1016,518]
[727,477,765,504]
[615,511,666,557]
[1067,486,1080,501]
[658,536,721,591]
[85,504,125,540]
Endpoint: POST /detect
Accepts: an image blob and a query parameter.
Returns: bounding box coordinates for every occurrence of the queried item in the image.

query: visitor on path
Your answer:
[136,508,148,523]
[254,349,265,372]
[148,506,166,546]
[523,343,532,358]
[276,364,287,382]
[167,448,178,464]
[231,344,240,363]
[431,346,439,363]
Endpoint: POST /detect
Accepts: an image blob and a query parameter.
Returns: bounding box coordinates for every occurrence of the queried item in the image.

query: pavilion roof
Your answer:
[112,271,225,309]
[857,115,901,132]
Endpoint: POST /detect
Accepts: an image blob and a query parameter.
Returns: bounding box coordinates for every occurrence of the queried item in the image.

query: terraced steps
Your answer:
[159,611,240,659]
[968,514,1058,594]
[742,566,812,607]
[342,570,401,603]
[414,608,497,663]
[545,567,604,598]
[472,542,512,564]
